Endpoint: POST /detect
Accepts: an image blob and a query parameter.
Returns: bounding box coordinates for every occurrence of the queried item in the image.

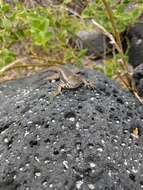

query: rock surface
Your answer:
[0,68,143,190]
[76,31,111,58]
[133,63,143,97]
[127,15,143,68]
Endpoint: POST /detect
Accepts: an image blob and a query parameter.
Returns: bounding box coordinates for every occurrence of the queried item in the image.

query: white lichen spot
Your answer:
[108,170,112,177]
[63,160,69,169]
[19,167,24,171]
[35,89,40,92]
[88,184,95,189]
[124,160,128,166]
[61,125,65,129]
[127,170,130,174]
[76,122,80,129]
[95,93,100,96]
[121,142,126,147]
[97,147,103,152]
[3,137,9,143]
[45,145,49,149]
[131,166,138,173]
[138,153,142,159]
[107,156,111,160]
[42,181,48,187]
[24,131,30,137]
[36,135,40,141]
[136,39,142,45]
[49,184,53,188]
[76,143,81,150]
[27,120,33,124]
[68,117,75,122]
[35,124,41,129]
[34,156,40,162]
[13,175,17,179]
[5,159,9,163]
[76,180,83,189]
[1,129,8,134]
[44,160,48,164]
[60,147,65,152]
[90,162,96,168]
[35,172,41,177]
[101,139,105,144]
[26,163,30,167]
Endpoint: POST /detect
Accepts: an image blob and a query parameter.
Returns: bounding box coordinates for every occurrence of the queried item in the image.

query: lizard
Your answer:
[45,65,96,96]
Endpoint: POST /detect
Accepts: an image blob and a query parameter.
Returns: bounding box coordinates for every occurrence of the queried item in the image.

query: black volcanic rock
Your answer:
[133,63,143,97]
[0,68,143,190]
[127,15,143,68]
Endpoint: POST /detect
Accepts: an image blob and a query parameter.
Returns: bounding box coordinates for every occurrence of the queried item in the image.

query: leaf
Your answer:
[63,0,72,5]
[2,18,12,30]
[0,49,16,67]
[27,14,50,30]
[0,4,10,13]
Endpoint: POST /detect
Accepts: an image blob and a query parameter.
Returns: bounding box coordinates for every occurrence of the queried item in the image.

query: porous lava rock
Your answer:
[0,68,143,190]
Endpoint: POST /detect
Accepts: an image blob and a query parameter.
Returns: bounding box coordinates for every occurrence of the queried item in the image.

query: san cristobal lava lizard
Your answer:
[46,65,96,96]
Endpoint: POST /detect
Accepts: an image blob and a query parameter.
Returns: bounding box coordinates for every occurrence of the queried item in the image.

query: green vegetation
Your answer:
[83,0,143,80]
[0,0,143,85]
[0,3,86,68]
[83,0,143,32]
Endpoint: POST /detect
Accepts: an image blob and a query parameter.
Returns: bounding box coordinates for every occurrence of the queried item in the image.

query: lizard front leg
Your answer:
[53,82,66,96]
[49,83,65,103]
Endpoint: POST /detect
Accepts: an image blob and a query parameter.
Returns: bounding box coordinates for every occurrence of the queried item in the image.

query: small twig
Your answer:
[0,55,64,75]
[115,73,143,104]
[6,63,52,69]
[91,20,130,74]
[115,72,131,90]
[102,0,123,50]
[0,57,28,74]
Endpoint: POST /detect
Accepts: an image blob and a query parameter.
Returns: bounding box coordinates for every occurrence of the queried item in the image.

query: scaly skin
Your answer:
[46,65,95,96]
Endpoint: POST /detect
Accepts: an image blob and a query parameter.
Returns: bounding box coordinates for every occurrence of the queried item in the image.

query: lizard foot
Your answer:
[53,84,64,96]
[84,80,96,90]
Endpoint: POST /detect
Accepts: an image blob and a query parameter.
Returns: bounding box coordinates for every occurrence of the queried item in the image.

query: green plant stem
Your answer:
[101,0,132,81]
[102,0,122,49]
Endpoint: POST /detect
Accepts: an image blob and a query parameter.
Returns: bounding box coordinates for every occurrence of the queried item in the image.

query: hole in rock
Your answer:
[129,173,136,182]
[64,111,76,119]
[29,140,38,147]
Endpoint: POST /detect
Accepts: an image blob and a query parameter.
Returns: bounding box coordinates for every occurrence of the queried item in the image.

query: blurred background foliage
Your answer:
[0,0,143,80]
